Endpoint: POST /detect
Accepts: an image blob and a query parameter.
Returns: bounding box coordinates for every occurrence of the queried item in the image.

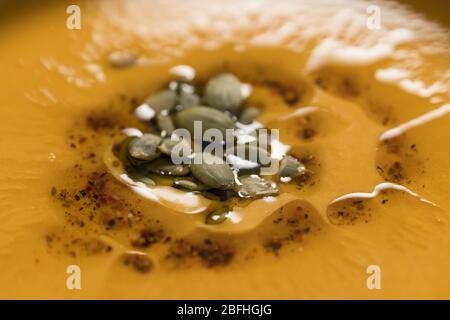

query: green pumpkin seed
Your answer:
[158,138,177,156]
[117,72,296,204]
[238,175,279,199]
[126,154,152,169]
[169,80,193,93]
[205,189,236,201]
[128,134,162,161]
[278,155,305,180]
[173,178,209,191]
[226,144,271,167]
[156,113,175,135]
[239,107,261,124]
[144,157,190,176]
[205,206,230,225]
[200,191,222,201]
[179,91,200,109]
[191,153,236,190]
[158,137,192,158]
[174,106,236,137]
[158,138,181,156]
[204,73,244,112]
[143,90,177,113]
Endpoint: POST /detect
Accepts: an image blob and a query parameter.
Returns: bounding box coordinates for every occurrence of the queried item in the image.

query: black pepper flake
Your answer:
[302,128,316,140]
[122,253,153,273]
[131,228,164,248]
[107,219,116,227]
[264,240,282,255]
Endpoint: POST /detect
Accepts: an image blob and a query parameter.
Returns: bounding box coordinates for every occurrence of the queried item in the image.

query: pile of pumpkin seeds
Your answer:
[114,71,306,222]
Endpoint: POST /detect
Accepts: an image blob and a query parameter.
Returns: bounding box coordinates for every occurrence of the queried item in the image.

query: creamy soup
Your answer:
[0,0,449,299]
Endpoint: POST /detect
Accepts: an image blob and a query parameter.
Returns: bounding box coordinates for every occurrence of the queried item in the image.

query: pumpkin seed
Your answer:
[121,141,154,172]
[169,80,193,93]
[190,153,236,190]
[238,175,279,199]
[173,178,209,191]
[158,137,186,155]
[205,189,236,201]
[179,91,200,109]
[205,206,230,225]
[158,138,177,156]
[144,157,190,176]
[278,155,305,180]
[226,144,271,167]
[168,81,200,109]
[174,106,236,137]
[239,107,261,124]
[143,90,177,113]
[156,113,175,136]
[128,134,162,161]
[200,191,222,201]
[117,72,296,203]
[204,73,244,112]
[127,154,152,169]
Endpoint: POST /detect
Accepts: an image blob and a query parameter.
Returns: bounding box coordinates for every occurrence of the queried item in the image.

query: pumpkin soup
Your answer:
[0,0,449,299]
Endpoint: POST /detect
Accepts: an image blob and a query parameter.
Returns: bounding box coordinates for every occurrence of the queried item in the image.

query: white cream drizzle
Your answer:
[430,97,444,104]
[375,68,411,83]
[279,176,292,183]
[398,79,446,98]
[375,68,446,104]
[134,104,156,121]
[278,106,319,120]
[119,174,209,214]
[234,121,263,144]
[306,28,415,72]
[170,65,196,81]
[226,154,259,170]
[380,103,450,141]
[331,182,436,206]
[235,120,263,133]
[270,138,290,160]
[241,83,253,99]
[262,196,278,203]
[121,128,143,137]
[225,211,242,223]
